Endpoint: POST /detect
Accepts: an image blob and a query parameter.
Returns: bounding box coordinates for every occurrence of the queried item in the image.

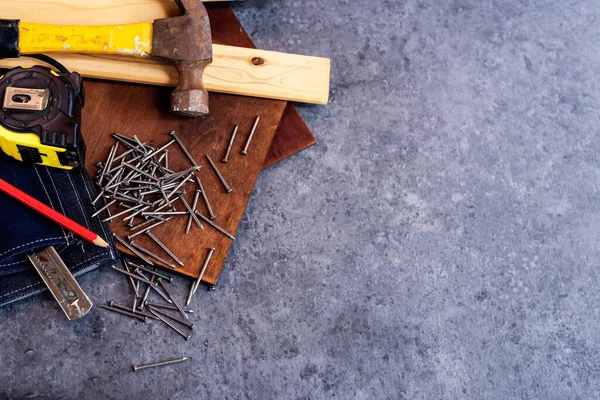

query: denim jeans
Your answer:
[0,151,117,307]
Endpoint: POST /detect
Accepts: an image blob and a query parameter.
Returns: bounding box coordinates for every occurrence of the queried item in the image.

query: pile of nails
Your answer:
[98,261,196,340]
[92,130,237,246]
[92,129,241,303]
[94,132,239,239]
[91,118,260,341]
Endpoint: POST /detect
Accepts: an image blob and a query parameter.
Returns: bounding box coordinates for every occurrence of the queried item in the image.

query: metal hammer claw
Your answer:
[0,0,213,117]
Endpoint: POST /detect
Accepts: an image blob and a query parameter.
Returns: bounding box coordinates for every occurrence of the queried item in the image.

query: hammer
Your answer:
[0,0,212,117]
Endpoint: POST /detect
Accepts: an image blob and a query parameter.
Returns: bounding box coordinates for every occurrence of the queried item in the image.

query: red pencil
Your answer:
[0,178,109,248]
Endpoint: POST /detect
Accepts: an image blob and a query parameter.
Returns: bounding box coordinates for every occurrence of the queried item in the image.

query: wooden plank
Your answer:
[0,0,229,23]
[0,0,331,105]
[0,47,330,105]
[84,83,286,285]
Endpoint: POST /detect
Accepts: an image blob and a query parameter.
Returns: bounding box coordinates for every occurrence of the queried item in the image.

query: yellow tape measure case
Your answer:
[0,65,85,169]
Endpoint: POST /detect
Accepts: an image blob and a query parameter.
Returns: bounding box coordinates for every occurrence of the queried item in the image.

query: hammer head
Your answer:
[151,0,212,117]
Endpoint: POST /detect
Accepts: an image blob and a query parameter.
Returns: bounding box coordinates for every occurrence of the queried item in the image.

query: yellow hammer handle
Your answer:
[19,22,153,56]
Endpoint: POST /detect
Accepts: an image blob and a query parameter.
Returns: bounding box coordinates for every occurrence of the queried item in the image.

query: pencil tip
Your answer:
[94,237,109,248]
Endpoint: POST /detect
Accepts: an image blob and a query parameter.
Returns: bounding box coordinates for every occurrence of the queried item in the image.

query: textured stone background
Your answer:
[2,0,600,398]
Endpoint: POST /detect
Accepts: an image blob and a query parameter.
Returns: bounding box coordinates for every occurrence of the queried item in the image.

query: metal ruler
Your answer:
[27,246,93,320]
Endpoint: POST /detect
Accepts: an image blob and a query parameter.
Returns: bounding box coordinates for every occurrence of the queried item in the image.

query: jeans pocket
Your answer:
[0,155,69,275]
[0,152,117,307]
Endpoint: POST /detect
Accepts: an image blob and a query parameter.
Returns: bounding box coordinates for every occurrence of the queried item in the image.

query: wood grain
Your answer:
[84,83,286,284]
[0,48,330,105]
[0,0,229,23]
[0,0,331,105]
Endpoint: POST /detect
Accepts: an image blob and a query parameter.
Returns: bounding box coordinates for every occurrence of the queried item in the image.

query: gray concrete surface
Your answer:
[1,0,599,398]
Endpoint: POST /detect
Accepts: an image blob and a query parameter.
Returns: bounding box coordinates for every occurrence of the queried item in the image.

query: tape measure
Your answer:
[0,56,85,170]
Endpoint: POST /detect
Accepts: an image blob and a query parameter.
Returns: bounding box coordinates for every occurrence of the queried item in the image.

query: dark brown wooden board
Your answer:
[266,103,316,167]
[81,4,316,285]
[84,84,286,284]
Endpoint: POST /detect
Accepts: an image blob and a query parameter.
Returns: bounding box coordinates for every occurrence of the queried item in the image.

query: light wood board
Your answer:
[0,0,230,23]
[0,0,330,105]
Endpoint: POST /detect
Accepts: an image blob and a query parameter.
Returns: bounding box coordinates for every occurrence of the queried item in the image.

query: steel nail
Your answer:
[91,199,116,218]
[132,135,147,153]
[158,181,172,206]
[111,134,138,150]
[158,279,188,319]
[91,189,105,205]
[167,173,194,199]
[133,357,188,372]
[103,168,124,190]
[185,280,196,306]
[111,133,138,145]
[145,231,185,267]
[102,203,145,223]
[122,162,159,181]
[123,262,140,297]
[241,116,260,155]
[142,139,176,162]
[103,198,112,219]
[123,205,150,222]
[112,265,154,285]
[145,301,194,313]
[126,218,171,240]
[193,247,215,294]
[186,190,201,234]
[111,147,137,164]
[163,166,201,183]
[113,234,155,266]
[129,215,169,232]
[130,241,177,269]
[121,185,154,192]
[169,131,198,166]
[109,193,152,206]
[99,143,118,185]
[206,155,233,193]
[195,211,235,240]
[135,269,173,304]
[97,304,147,322]
[142,211,189,216]
[178,194,203,230]
[110,301,158,320]
[155,152,167,173]
[147,305,194,329]
[139,276,153,311]
[111,154,143,175]
[148,309,191,340]
[222,125,238,163]
[127,262,173,282]
[195,176,216,220]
